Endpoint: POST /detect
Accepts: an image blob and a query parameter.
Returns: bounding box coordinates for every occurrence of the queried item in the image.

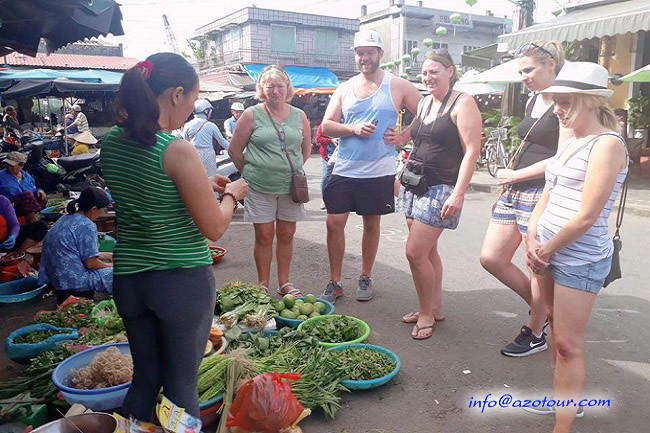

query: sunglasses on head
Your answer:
[433,48,449,56]
[515,43,555,61]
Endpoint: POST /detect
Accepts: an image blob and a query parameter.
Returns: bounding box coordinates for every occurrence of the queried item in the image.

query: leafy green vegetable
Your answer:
[300,316,363,343]
[338,348,396,381]
[217,281,275,314]
[13,330,59,344]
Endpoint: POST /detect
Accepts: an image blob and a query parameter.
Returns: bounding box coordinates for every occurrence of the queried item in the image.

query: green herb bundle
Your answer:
[13,330,59,344]
[338,348,396,381]
[300,316,363,343]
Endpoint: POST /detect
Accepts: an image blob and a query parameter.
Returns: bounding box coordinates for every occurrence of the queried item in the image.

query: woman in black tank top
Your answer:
[396,50,482,340]
[479,40,567,358]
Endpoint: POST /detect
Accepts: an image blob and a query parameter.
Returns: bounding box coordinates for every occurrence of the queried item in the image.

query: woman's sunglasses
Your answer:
[515,43,555,61]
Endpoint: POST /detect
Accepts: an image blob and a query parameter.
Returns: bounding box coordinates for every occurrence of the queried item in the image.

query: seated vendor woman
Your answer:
[38,187,113,305]
[0,152,47,222]
[0,195,48,252]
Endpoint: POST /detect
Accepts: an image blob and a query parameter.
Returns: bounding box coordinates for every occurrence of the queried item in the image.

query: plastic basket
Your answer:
[297,315,370,348]
[328,344,401,390]
[5,324,79,364]
[0,276,45,304]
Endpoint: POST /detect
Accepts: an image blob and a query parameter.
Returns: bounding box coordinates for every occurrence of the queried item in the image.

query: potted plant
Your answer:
[628,96,650,146]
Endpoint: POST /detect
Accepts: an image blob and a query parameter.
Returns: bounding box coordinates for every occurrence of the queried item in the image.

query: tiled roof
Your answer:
[1,53,138,71]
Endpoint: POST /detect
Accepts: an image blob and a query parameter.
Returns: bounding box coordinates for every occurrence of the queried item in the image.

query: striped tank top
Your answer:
[101,126,212,275]
[537,132,628,267]
[333,72,399,178]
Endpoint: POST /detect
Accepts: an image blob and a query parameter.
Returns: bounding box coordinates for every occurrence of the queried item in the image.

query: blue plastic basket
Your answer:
[52,343,131,410]
[274,298,335,328]
[0,276,45,304]
[5,324,78,364]
[199,393,223,411]
[329,344,401,390]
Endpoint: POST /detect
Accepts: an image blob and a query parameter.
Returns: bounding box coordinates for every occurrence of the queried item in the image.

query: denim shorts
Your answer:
[396,183,461,229]
[550,255,612,294]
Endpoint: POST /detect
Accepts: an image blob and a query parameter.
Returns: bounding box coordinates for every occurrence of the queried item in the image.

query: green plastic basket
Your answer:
[297,315,370,348]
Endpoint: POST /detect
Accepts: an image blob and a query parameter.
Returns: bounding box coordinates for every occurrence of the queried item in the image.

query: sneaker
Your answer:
[321,280,344,304]
[524,405,584,418]
[500,326,548,357]
[319,200,326,210]
[356,275,374,301]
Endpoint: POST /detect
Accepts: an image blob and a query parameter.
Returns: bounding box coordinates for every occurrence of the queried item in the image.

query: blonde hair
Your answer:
[255,66,295,102]
[516,40,565,75]
[424,50,459,87]
[566,94,620,133]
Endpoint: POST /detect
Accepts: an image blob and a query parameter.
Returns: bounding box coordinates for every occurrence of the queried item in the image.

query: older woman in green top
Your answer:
[229,65,312,297]
[102,53,248,426]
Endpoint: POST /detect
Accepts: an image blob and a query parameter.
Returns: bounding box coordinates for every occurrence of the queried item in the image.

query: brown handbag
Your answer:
[264,104,309,204]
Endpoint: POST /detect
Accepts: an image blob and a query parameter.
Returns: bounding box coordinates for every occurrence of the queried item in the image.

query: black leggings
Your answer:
[16,220,48,249]
[113,266,215,420]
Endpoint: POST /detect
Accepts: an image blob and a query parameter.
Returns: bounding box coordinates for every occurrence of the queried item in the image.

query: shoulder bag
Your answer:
[604,139,629,287]
[264,105,309,204]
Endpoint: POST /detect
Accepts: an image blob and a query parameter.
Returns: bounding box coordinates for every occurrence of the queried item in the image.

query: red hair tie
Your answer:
[136,60,154,80]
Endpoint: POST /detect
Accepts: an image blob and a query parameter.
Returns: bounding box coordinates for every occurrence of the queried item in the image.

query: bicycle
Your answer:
[484,127,510,177]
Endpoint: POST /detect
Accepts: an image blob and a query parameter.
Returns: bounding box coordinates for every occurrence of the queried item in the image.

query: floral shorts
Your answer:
[396,183,461,229]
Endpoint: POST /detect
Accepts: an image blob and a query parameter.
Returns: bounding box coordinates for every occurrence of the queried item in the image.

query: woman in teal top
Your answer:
[102,53,248,425]
[229,65,312,297]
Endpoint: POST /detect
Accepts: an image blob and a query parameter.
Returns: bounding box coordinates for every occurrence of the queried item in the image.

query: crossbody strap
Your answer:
[263,104,297,174]
[188,120,210,142]
[506,96,554,169]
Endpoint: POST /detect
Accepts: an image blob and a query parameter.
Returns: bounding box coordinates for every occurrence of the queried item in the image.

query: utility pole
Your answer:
[162,14,180,55]
[507,0,536,31]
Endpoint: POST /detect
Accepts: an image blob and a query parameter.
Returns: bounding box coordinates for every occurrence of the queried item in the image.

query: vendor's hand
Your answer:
[37,189,47,201]
[224,178,249,201]
[496,169,519,186]
[99,252,113,262]
[440,192,464,220]
[383,126,406,149]
[211,174,231,194]
[0,235,17,250]
[352,122,376,138]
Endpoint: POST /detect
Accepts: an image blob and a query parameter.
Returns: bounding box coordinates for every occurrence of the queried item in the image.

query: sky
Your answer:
[107,0,565,59]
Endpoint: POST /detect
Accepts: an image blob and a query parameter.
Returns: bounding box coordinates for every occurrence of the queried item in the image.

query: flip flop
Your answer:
[411,324,434,340]
[402,311,446,324]
[278,282,304,299]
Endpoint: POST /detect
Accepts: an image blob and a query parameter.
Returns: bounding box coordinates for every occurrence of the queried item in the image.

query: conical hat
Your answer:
[74,131,98,145]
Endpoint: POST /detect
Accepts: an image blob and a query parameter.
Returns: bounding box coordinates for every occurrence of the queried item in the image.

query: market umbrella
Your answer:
[460,59,523,84]
[1,78,119,99]
[621,64,650,82]
[0,0,124,57]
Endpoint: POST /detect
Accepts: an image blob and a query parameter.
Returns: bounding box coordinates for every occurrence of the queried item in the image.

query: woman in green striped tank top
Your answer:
[102,53,248,424]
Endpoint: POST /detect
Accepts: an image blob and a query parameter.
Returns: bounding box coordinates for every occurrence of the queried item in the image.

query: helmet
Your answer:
[193,99,213,116]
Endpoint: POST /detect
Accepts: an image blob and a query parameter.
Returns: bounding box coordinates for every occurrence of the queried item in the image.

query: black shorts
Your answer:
[323,174,395,215]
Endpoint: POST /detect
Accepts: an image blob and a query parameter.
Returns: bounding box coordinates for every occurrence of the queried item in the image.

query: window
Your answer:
[271,25,296,54]
[229,28,241,51]
[404,40,418,54]
[316,29,338,56]
[431,42,448,49]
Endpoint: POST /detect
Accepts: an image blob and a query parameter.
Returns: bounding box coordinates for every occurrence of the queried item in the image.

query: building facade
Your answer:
[193,7,359,77]
[359,0,512,77]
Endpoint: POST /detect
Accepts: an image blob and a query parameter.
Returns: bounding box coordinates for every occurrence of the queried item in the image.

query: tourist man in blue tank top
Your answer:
[320,30,422,303]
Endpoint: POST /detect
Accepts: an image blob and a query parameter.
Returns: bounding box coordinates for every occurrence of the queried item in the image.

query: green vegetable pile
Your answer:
[338,348,396,381]
[13,330,60,344]
[226,327,317,358]
[198,354,233,403]
[300,315,364,344]
[276,294,326,321]
[33,299,95,328]
[217,281,278,329]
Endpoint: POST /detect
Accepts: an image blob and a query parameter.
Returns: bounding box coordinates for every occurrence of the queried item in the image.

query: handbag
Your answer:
[603,170,628,287]
[264,104,309,204]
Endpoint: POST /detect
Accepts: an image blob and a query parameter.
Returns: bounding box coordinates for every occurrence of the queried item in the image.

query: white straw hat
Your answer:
[351,30,383,50]
[73,131,98,145]
[541,62,614,98]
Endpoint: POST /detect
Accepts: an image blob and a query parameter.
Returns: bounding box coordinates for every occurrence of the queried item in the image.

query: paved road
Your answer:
[1,155,647,432]
[213,156,649,433]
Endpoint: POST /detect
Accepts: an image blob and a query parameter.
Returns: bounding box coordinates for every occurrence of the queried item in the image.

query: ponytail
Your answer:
[115,53,199,147]
[66,199,79,214]
[597,105,621,133]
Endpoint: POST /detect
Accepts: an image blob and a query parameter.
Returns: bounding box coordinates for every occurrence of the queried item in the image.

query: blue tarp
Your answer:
[242,64,339,89]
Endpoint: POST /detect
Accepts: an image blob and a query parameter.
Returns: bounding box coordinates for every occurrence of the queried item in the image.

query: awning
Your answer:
[2,78,119,99]
[459,59,523,84]
[622,64,650,82]
[498,0,650,49]
[0,68,123,85]
[241,64,339,90]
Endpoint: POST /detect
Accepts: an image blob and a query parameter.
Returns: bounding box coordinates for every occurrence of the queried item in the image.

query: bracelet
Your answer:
[220,192,239,211]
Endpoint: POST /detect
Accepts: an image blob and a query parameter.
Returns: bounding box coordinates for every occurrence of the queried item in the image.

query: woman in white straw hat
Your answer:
[523,62,628,430]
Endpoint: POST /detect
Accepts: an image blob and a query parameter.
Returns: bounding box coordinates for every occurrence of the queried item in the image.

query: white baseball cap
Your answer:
[351,30,383,50]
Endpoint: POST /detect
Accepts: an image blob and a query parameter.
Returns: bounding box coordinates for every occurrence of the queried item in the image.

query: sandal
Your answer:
[411,323,435,340]
[278,282,304,299]
[402,311,446,324]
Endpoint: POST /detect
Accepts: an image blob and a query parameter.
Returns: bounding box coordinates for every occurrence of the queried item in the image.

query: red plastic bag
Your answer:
[226,373,303,433]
